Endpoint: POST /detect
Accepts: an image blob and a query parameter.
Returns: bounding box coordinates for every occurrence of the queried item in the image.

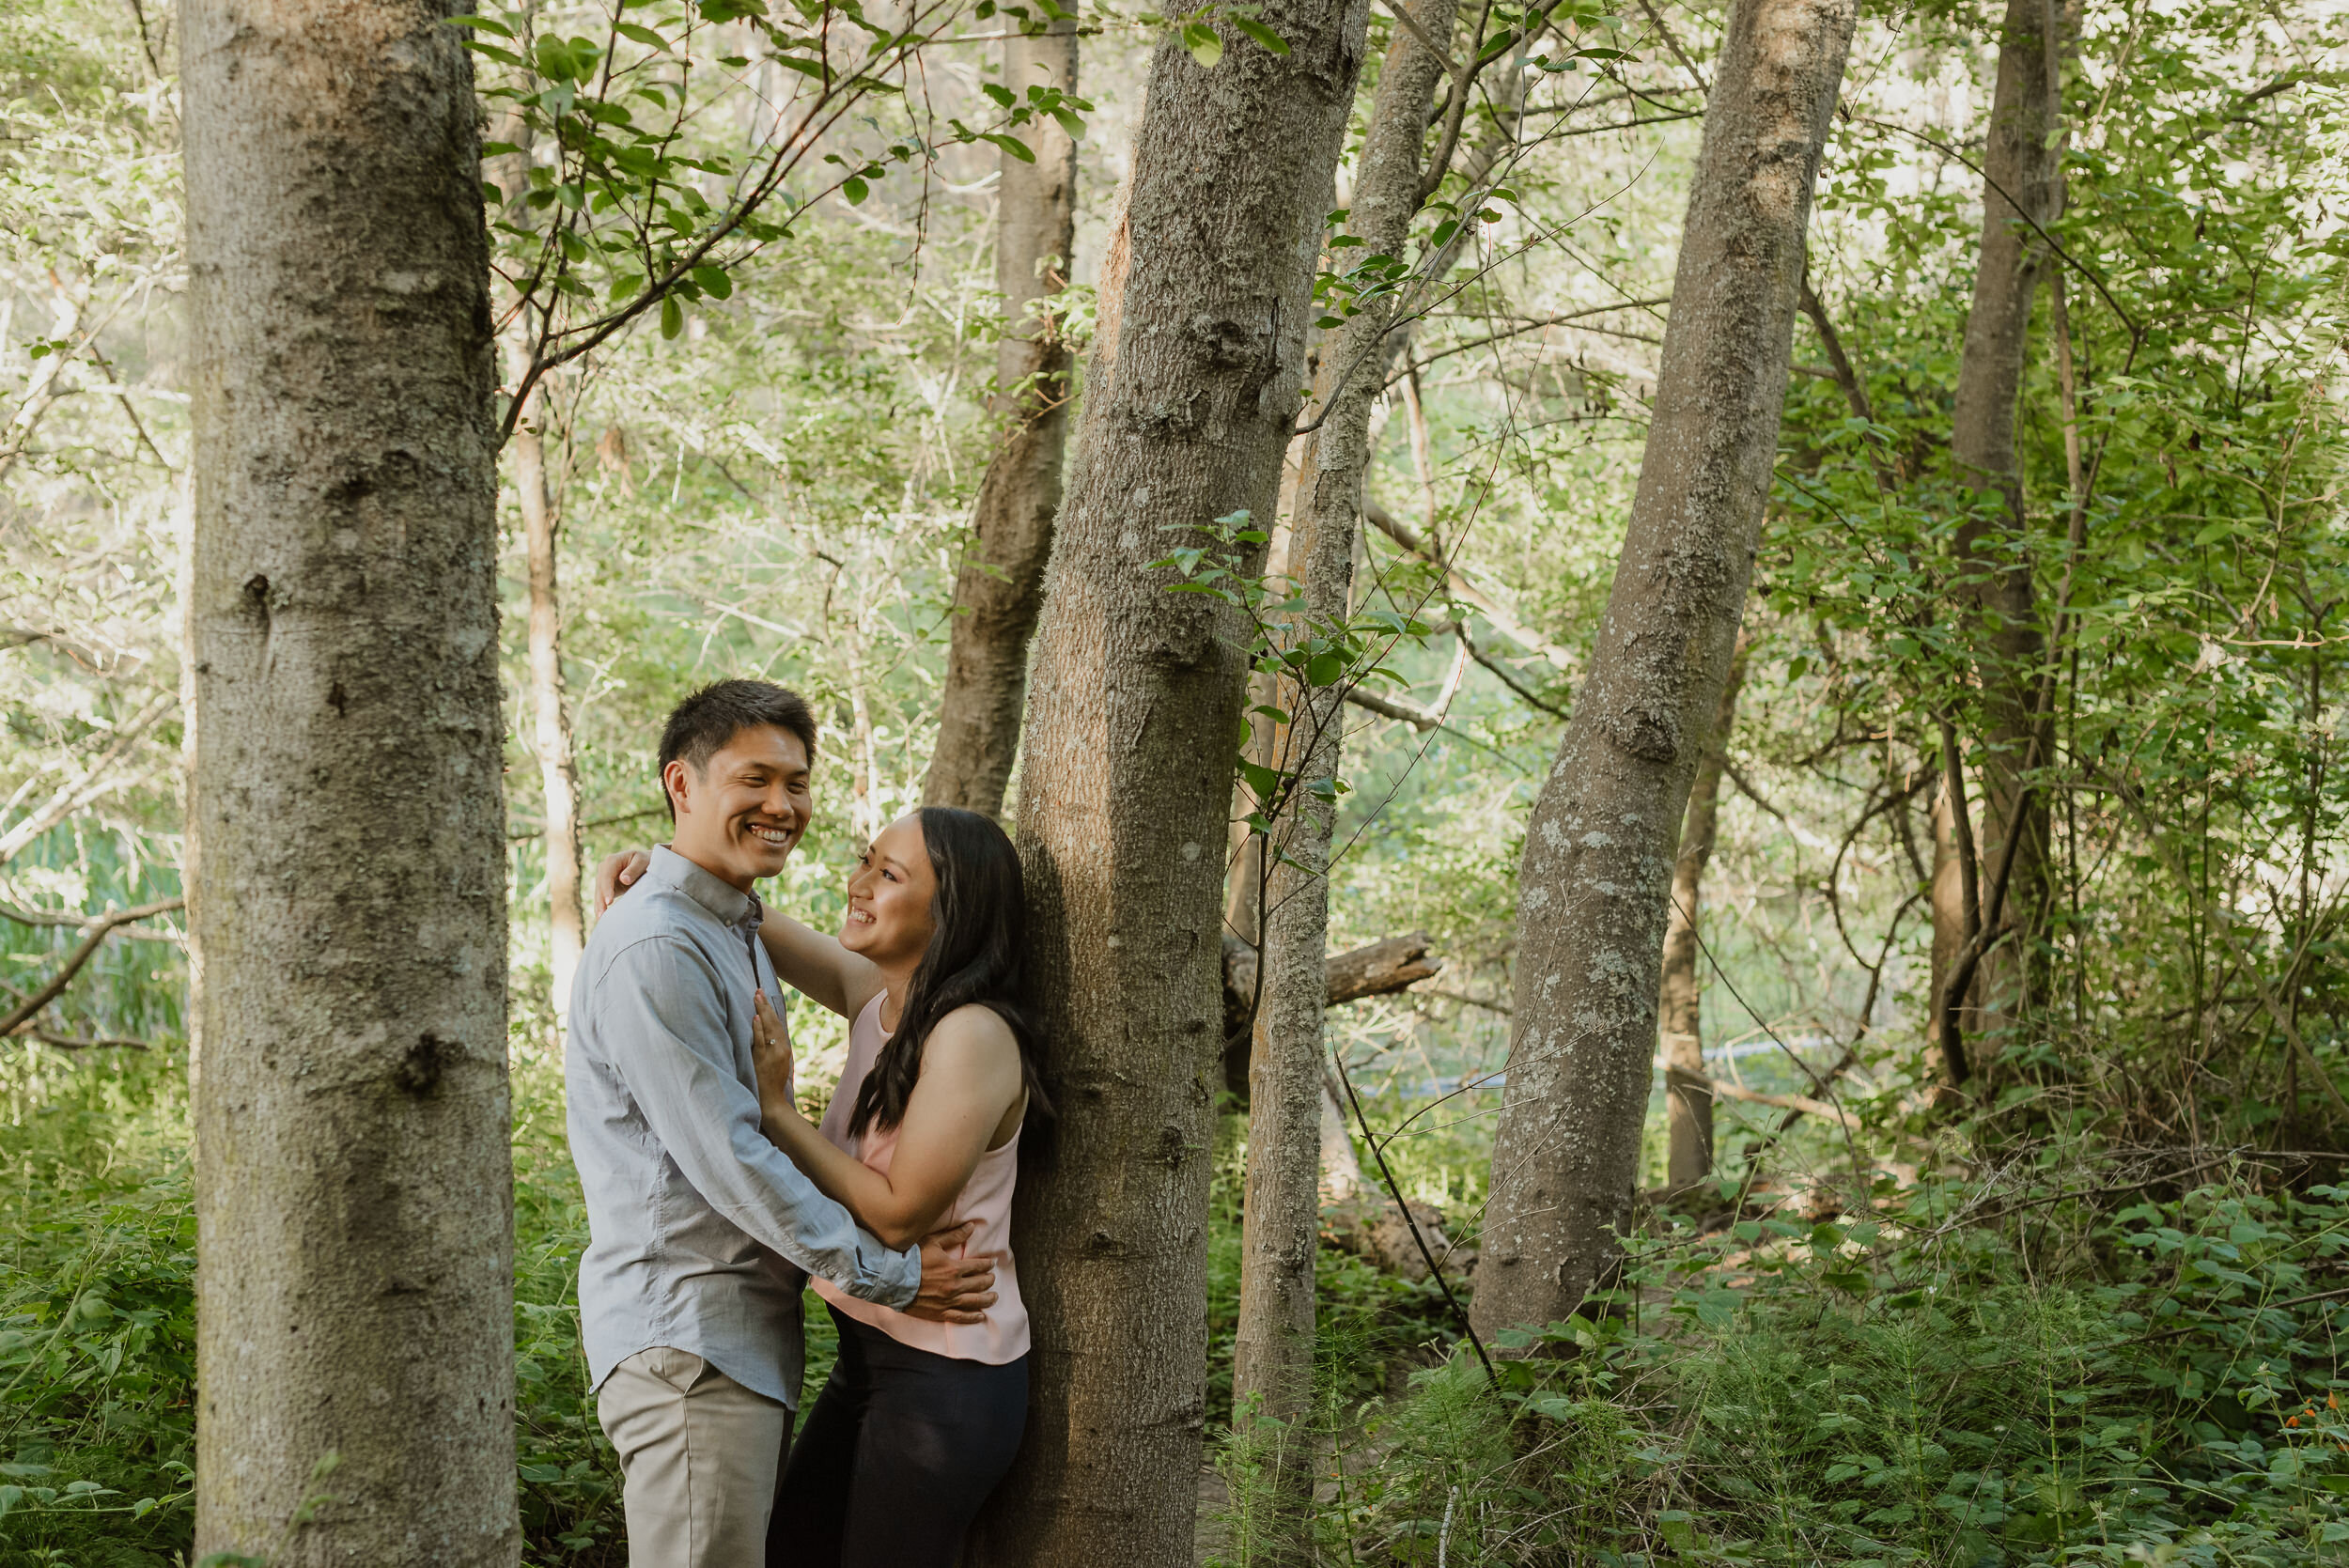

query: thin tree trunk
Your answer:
[182,4,516,1564]
[1471,0,1856,1341]
[969,6,1369,1561]
[1936,0,2064,1066]
[1319,1070,1363,1198]
[510,353,583,1032]
[923,15,1080,818]
[1661,639,1747,1193]
[1929,726,1984,1082]
[1231,4,1454,1545]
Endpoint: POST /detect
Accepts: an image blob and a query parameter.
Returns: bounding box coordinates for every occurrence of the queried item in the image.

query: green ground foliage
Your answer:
[12,1046,2349,1566]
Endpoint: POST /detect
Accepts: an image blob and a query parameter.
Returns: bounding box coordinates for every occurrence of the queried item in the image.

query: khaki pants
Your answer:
[599,1347,790,1567]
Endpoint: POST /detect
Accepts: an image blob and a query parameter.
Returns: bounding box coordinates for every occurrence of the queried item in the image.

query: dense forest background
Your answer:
[7,0,2349,1561]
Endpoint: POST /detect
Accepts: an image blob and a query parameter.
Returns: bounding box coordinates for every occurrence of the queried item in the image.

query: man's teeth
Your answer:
[749,825,791,844]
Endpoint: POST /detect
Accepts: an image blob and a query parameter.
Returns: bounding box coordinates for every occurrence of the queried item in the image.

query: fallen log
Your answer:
[1221,930,1442,1100]
[1320,1193,1476,1285]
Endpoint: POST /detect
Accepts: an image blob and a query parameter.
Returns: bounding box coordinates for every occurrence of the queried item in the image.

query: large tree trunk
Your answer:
[922,15,1080,818]
[1231,4,1455,1544]
[512,364,583,1033]
[1472,0,1856,1341]
[182,4,516,1564]
[967,6,1369,1560]
[1661,640,1748,1192]
[1932,0,2064,1072]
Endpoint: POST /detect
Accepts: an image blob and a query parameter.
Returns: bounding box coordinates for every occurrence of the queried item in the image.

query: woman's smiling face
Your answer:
[841,813,937,968]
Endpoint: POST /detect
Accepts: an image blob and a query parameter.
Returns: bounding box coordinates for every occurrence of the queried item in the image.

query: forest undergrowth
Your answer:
[4,1039,2345,1568]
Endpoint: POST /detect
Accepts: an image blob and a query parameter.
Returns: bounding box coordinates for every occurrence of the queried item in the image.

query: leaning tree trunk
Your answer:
[1231,3,1454,1548]
[923,14,1080,818]
[511,357,583,1033]
[1660,639,1748,1192]
[1931,0,2063,1075]
[182,3,516,1565]
[967,4,1370,1561]
[1472,0,1857,1341]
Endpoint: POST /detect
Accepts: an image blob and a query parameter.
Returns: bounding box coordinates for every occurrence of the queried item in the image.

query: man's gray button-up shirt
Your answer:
[567,845,919,1406]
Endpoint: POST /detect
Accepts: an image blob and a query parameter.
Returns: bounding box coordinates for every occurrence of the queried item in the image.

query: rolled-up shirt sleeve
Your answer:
[601,934,920,1308]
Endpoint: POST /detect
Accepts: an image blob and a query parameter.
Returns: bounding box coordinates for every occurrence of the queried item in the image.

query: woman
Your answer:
[599,805,1047,1567]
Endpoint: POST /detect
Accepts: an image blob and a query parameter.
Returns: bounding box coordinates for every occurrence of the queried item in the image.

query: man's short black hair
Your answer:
[658,680,819,820]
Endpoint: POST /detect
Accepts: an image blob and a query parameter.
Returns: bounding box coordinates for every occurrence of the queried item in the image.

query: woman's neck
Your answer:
[876,962,919,1032]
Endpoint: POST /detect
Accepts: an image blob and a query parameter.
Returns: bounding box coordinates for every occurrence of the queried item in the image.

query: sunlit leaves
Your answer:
[479,0,1087,429]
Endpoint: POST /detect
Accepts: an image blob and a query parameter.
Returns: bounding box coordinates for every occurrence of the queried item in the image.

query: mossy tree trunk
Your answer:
[969,4,1370,1560]
[1471,0,1858,1340]
[182,2,516,1561]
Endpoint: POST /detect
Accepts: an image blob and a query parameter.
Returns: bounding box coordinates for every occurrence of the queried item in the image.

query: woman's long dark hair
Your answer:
[848,806,1052,1140]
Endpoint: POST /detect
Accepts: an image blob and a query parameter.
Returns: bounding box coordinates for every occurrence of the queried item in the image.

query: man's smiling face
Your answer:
[663,724,813,892]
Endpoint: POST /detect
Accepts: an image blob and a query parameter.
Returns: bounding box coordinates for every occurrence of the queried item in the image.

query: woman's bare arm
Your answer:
[751,908,885,1022]
[591,846,883,1020]
[752,995,1022,1250]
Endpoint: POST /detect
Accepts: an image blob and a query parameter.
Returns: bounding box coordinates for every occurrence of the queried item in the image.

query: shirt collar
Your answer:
[646,845,765,935]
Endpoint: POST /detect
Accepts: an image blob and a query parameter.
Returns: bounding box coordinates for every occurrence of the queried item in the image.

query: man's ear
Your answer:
[661,758,692,815]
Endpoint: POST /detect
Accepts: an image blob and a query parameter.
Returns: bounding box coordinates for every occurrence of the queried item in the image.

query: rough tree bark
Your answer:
[182,3,516,1564]
[1233,6,1455,1534]
[967,3,1369,1560]
[1661,640,1747,1192]
[1930,0,2063,1071]
[511,359,583,1032]
[923,14,1080,818]
[1472,0,1857,1340]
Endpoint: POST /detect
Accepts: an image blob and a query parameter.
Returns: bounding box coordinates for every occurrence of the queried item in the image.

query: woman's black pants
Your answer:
[767,1305,1029,1568]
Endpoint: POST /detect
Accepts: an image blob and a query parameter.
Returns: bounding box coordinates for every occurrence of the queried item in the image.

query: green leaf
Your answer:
[978,132,1036,163]
[983,83,1018,108]
[1230,15,1289,54]
[443,11,516,34]
[843,175,869,204]
[1305,650,1346,687]
[1237,759,1284,800]
[661,294,685,339]
[692,265,733,300]
[1181,21,1223,68]
[1051,106,1086,139]
[614,22,671,47]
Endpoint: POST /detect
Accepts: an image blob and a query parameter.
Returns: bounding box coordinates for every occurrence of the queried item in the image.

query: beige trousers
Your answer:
[598,1346,790,1567]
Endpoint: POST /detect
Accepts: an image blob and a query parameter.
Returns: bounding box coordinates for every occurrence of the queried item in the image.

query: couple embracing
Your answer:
[566,678,1048,1566]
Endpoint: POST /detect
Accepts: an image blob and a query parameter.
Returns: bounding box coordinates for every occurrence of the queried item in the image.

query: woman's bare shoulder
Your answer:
[924,1001,1019,1059]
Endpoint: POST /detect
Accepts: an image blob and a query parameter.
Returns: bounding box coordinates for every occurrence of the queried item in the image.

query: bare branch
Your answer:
[1366,495,1577,672]
[0,691,175,866]
[0,895,186,1040]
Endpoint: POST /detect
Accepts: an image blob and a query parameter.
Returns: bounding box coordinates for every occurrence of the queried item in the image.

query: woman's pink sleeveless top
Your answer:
[808,992,1030,1363]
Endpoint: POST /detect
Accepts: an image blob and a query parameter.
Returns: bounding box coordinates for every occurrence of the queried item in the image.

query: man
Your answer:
[568,679,997,1565]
